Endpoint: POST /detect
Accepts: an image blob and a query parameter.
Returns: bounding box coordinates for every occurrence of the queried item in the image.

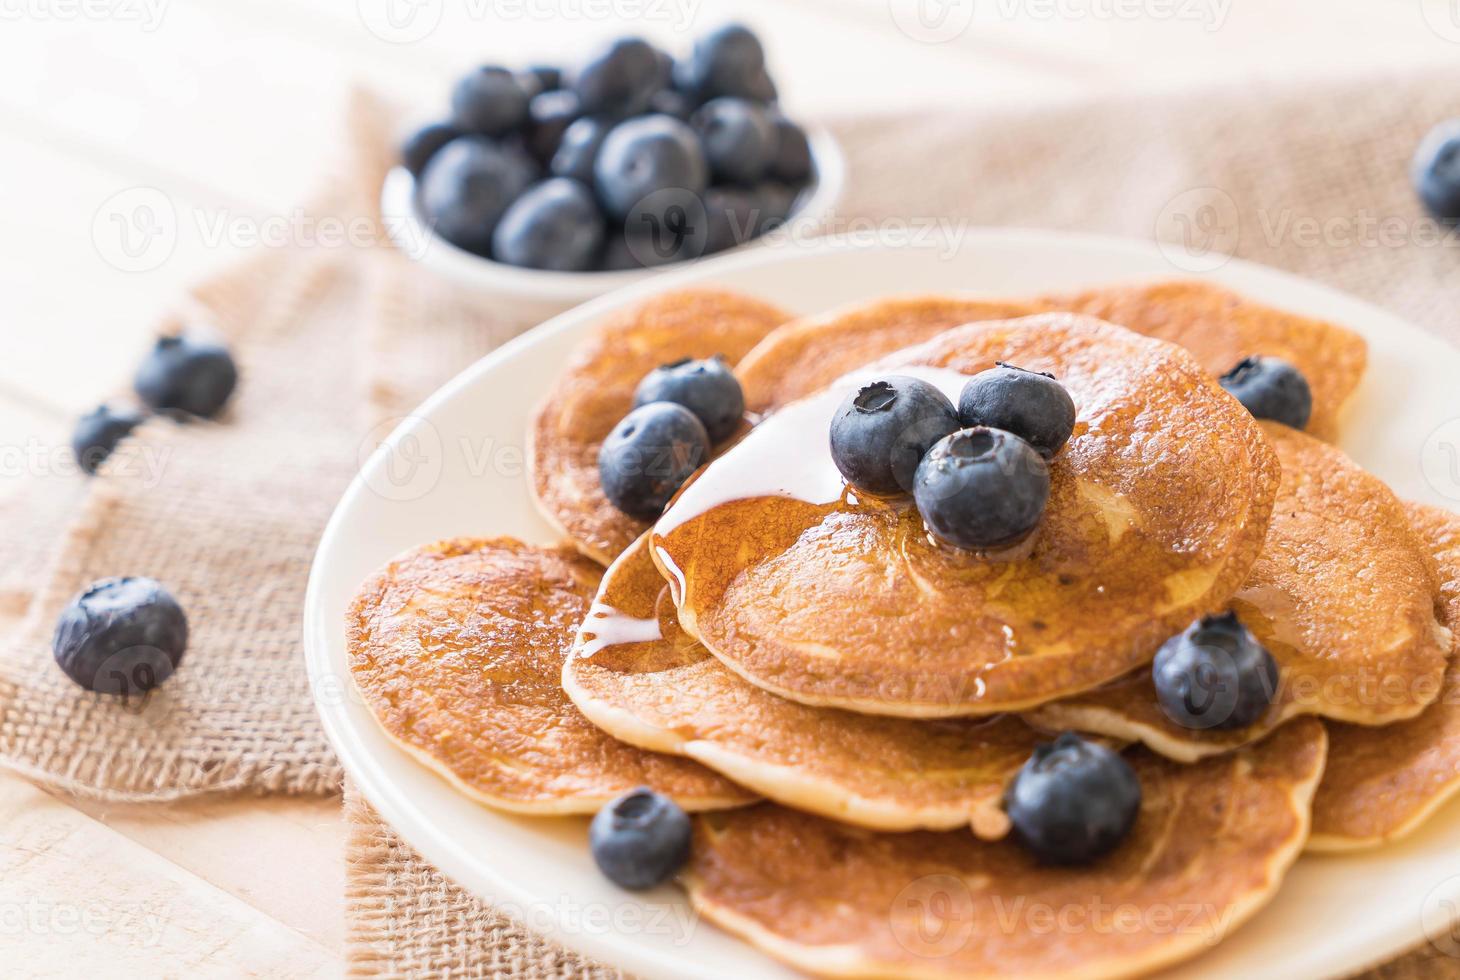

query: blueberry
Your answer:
[648,88,692,121]
[598,403,709,518]
[634,356,744,443]
[523,64,562,94]
[751,181,797,232]
[913,428,1050,550]
[594,115,709,221]
[690,97,775,185]
[675,23,770,102]
[491,178,605,272]
[768,114,811,184]
[589,787,692,890]
[702,186,760,253]
[1414,120,1460,223]
[829,377,960,496]
[419,136,537,255]
[72,405,145,475]
[574,37,662,116]
[599,229,682,271]
[1152,612,1279,731]
[134,334,238,418]
[52,577,188,694]
[449,66,530,136]
[400,121,462,178]
[1005,733,1141,865]
[525,89,580,164]
[550,116,612,185]
[957,363,1077,458]
[1218,356,1312,430]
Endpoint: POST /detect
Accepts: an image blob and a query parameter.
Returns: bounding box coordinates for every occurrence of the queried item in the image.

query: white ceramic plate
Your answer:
[305,232,1460,980]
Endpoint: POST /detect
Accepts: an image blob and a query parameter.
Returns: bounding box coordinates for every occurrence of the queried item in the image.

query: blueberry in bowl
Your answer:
[418,136,538,257]
[691,97,776,185]
[491,178,605,272]
[384,24,842,301]
[450,66,531,136]
[594,114,709,221]
[52,576,188,694]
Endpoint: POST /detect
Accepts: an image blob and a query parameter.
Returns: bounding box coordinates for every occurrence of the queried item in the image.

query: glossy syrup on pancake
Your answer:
[563,532,1048,837]
[1030,424,1451,762]
[529,289,789,566]
[682,718,1327,980]
[1309,502,1460,850]
[346,537,753,813]
[653,314,1280,717]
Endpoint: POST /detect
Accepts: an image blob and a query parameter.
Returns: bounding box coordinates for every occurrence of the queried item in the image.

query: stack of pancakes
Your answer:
[347,281,1460,978]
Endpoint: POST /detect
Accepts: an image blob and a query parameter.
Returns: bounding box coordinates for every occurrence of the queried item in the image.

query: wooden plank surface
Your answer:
[4,2,1457,974]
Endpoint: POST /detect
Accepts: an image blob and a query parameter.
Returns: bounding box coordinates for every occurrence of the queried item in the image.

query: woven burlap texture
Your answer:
[345,66,1460,978]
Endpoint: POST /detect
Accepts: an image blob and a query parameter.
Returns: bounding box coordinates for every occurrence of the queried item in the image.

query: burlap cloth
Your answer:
[5,64,1460,974]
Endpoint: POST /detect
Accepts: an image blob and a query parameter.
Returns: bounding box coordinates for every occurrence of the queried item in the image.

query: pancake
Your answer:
[683,718,1327,980]
[737,297,1038,415]
[563,532,1048,837]
[653,314,1280,717]
[1309,502,1460,851]
[345,537,752,813]
[1029,424,1451,762]
[529,289,790,566]
[1041,280,1367,441]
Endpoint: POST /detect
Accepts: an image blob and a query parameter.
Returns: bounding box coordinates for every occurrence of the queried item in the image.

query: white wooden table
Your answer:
[5,2,1458,973]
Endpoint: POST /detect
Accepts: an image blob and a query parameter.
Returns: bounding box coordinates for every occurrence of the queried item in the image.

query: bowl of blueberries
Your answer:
[383,23,843,308]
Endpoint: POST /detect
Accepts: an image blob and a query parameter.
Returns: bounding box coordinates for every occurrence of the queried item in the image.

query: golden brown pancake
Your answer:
[563,533,1046,837]
[653,314,1279,717]
[734,283,1366,442]
[683,718,1327,980]
[1309,502,1460,850]
[529,289,789,566]
[1041,280,1367,441]
[346,537,752,813]
[1030,424,1450,762]
[737,296,1038,415]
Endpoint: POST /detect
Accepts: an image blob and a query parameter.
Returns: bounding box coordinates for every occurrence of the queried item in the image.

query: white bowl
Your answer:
[380,126,845,315]
[307,233,1460,979]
